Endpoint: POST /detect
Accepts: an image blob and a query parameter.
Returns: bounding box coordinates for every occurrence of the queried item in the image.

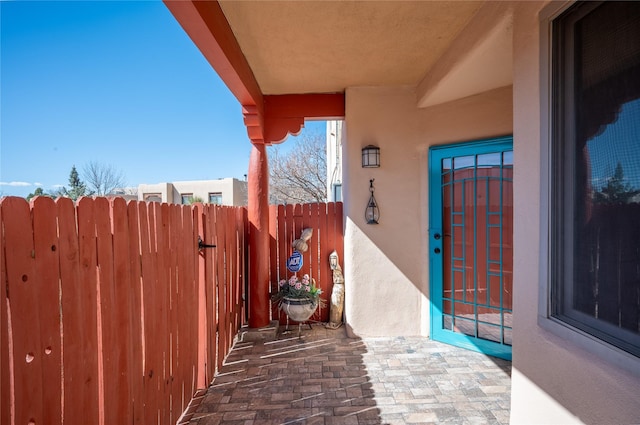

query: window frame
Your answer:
[208,192,223,205]
[539,0,640,367]
[144,193,162,203]
[181,193,193,205]
[332,183,342,202]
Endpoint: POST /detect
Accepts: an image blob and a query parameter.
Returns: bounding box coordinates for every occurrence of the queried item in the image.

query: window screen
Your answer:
[551,1,640,356]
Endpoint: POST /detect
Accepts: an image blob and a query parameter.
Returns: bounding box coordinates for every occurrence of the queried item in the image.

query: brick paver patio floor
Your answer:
[185,323,511,425]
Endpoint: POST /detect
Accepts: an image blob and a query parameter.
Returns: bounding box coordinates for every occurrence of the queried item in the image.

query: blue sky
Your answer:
[1,1,323,198]
[587,99,640,190]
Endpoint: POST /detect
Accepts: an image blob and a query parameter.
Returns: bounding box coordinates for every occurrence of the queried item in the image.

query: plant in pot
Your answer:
[272,274,325,322]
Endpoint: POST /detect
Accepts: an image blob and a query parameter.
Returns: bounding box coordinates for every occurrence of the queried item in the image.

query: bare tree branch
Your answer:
[83,161,126,196]
[268,133,327,204]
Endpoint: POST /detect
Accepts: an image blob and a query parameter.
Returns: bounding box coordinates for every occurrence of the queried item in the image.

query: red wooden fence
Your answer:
[0,196,247,425]
[1,197,343,424]
[269,202,344,324]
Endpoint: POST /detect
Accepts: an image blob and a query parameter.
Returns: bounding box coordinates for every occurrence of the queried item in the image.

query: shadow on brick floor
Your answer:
[185,323,511,425]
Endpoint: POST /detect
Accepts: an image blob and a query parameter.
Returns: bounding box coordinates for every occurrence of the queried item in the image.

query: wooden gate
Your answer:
[0,196,246,425]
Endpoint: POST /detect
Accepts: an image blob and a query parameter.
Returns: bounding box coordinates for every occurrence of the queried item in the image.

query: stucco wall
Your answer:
[343,85,512,337]
[138,178,247,206]
[138,182,172,203]
[171,178,247,206]
[343,4,640,419]
[510,2,640,423]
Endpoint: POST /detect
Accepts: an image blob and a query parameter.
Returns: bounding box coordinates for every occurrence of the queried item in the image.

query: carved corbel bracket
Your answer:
[264,116,305,144]
[242,104,305,146]
[242,93,345,146]
[242,105,265,145]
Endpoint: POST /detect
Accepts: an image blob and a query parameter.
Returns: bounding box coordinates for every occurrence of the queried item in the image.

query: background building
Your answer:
[326,120,343,202]
[138,177,247,206]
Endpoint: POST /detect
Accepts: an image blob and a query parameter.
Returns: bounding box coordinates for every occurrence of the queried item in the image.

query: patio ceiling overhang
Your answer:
[164,0,513,144]
[163,0,345,145]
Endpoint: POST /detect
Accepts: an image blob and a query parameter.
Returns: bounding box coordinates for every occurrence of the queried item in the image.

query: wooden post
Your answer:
[247,143,271,328]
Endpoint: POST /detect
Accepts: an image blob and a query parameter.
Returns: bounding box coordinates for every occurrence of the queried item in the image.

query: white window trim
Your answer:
[537,0,640,375]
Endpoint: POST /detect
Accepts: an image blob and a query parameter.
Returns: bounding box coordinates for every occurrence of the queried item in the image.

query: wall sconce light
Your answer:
[365,179,380,224]
[361,145,380,168]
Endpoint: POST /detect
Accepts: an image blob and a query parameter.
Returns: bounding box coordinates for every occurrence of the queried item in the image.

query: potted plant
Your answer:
[272,274,325,322]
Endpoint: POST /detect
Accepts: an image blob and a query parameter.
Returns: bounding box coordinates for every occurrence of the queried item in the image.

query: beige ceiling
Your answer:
[218,1,485,96]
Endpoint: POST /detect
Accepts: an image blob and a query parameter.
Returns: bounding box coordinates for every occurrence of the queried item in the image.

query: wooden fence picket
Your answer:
[318,202,331,321]
[195,204,207,392]
[234,207,247,333]
[202,204,217,384]
[94,196,118,425]
[57,197,85,424]
[157,202,172,425]
[126,200,144,425]
[110,197,134,424]
[168,203,182,422]
[32,196,63,424]
[2,197,44,424]
[138,200,160,423]
[0,197,9,425]
[184,205,198,410]
[268,204,279,312]
[75,197,101,425]
[214,208,225,369]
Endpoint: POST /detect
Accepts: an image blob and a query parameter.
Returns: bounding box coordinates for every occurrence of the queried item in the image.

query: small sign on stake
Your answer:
[286,250,303,273]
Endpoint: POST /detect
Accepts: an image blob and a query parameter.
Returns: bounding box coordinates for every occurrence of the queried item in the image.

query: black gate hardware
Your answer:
[198,236,216,250]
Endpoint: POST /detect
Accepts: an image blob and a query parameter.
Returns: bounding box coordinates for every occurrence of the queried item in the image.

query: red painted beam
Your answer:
[163,0,263,110]
[164,1,345,145]
[264,94,345,144]
[265,94,345,119]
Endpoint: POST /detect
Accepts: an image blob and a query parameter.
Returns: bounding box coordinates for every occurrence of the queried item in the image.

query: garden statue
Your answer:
[326,250,345,329]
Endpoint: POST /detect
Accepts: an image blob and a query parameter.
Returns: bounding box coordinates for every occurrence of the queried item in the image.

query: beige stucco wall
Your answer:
[343,85,512,337]
[138,178,248,206]
[171,178,248,206]
[342,2,640,422]
[138,182,172,203]
[509,2,640,423]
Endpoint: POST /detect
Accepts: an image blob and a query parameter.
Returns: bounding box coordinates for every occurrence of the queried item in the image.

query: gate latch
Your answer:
[198,236,216,250]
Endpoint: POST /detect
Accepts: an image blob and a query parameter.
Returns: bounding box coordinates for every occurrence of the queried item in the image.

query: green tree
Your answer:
[594,162,639,204]
[26,187,51,201]
[186,195,204,205]
[57,165,93,200]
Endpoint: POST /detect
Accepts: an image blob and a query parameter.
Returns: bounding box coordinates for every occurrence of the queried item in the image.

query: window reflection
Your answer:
[478,153,501,167]
[586,99,640,205]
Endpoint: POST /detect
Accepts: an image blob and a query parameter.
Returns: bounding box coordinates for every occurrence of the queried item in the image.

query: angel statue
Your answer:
[326,250,345,329]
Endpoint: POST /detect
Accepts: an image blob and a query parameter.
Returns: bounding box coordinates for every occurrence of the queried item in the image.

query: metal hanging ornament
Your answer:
[365,179,380,224]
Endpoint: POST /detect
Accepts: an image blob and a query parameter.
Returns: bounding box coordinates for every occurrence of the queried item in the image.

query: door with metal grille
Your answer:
[429,137,513,360]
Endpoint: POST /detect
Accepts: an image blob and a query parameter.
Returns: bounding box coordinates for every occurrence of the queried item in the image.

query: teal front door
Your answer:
[429,137,513,360]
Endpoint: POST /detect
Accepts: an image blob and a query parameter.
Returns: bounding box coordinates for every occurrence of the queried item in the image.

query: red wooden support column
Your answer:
[247,142,271,328]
